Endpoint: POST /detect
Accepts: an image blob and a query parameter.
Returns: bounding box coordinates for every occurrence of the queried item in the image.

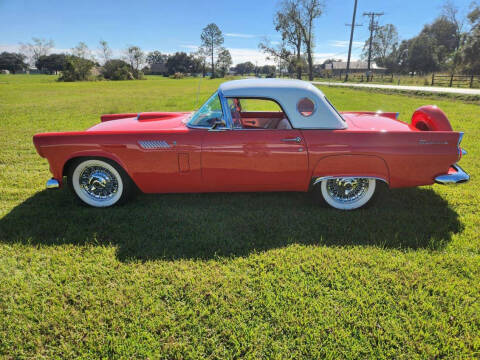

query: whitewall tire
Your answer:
[318,178,377,210]
[68,158,131,207]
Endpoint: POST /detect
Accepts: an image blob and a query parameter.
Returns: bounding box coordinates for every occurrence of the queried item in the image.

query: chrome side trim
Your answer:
[46,178,60,189]
[313,176,389,187]
[435,164,470,185]
[419,140,448,145]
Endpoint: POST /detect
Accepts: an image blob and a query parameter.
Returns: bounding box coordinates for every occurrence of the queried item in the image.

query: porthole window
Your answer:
[297,98,315,117]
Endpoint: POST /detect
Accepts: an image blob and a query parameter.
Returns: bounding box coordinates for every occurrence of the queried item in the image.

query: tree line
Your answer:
[336,1,480,75]
[0,23,235,81]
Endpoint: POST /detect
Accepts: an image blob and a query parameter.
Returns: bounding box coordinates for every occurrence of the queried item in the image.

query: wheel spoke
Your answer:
[79,166,119,201]
[326,178,369,204]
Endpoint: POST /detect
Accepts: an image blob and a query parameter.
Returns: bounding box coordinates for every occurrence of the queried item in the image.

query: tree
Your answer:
[279,0,324,80]
[35,54,66,74]
[98,40,112,64]
[274,5,304,79]
[71,42,91,59]
[442,0,465,72]
[408,33,439,74]
[124,46,145,79]
[0,52,28,73]
[260,65,276,75]
[101,59,134,80]
[421,17,458,69]
[216,48,232,77]
[259,38,293,77]
[20,37,54,65]
[193,47,208,77]
[200,23,224,78]
[461,4,480,74]
[58,55,95,81]
[165,52,197,75]
[233,62,256,75]
[146,50,168,65]
[361,24,399,67]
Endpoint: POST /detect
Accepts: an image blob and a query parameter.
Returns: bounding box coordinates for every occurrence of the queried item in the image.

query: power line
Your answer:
[363,11,384,71]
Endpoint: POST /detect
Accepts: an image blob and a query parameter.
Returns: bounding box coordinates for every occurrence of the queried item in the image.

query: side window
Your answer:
[227,98,292,130]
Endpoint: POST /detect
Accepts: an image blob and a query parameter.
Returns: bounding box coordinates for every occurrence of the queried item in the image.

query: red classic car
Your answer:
[33,79,469,210]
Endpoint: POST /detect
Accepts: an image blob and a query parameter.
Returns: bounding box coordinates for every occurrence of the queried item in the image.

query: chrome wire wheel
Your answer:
[320,178,376,210]
[71,159,124,207]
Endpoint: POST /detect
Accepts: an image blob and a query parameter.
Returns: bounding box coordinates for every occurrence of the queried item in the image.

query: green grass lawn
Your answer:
[0,74,479,359]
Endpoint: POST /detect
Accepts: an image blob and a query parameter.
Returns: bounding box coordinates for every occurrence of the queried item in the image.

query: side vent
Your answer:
[138,140,171,149]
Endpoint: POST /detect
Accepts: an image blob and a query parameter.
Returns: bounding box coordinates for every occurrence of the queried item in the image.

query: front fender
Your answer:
[311,154,390,184]
[62,150,131,177]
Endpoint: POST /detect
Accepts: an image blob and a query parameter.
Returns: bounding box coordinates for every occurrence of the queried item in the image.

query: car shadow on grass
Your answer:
[0,187,463,261]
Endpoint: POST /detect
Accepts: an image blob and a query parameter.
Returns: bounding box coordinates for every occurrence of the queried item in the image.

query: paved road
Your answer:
[312,81,480,96]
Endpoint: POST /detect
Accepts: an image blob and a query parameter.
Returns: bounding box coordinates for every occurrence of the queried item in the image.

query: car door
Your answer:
[201,127,309,192]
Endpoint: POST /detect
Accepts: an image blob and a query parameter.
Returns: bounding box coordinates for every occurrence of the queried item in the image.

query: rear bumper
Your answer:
[435,164,470,185]
[46,178,60,189]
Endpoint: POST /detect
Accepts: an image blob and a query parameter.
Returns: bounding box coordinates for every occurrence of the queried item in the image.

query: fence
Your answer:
[324,72,395,83]
[431,74,480,88]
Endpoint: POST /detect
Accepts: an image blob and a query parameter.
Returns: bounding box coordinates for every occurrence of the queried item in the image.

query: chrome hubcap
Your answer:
[79,166,118,201]
[326,178,370,203]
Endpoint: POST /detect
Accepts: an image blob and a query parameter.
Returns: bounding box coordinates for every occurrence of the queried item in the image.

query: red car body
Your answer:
[33,79,468,208]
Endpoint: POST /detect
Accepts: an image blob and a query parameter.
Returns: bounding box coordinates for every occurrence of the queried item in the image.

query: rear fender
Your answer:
[311,155,390,185]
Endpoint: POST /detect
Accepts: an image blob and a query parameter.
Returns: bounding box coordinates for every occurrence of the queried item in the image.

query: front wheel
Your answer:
[68,158,132,207]
[316,178,377,210]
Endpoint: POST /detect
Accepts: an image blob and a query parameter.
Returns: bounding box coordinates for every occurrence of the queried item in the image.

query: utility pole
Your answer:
[363,11,384,71]
[345,0,361,82]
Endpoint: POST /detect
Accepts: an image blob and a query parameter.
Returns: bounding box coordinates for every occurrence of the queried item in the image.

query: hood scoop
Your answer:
[137,112,186,121]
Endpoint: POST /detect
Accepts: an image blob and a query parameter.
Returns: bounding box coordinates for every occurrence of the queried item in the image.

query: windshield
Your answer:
[188,92,224,127]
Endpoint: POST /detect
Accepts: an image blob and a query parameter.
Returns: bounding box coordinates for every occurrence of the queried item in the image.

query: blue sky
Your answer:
[0,0,474,64]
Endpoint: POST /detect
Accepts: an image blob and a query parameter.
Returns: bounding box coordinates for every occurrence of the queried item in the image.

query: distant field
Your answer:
[0,74,479,358]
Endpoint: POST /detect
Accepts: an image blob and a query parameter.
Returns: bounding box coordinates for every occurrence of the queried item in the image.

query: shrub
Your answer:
[58,55,95,82]
[171,72,184,79]
[101,60,144,80]
[101,60,134,80]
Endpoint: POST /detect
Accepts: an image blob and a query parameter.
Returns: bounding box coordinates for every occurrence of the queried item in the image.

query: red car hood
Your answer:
[87,112,193,133]
[341,111,416,132]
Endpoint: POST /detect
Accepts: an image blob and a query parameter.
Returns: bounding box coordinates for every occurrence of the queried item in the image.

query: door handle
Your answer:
[281,136,302,143]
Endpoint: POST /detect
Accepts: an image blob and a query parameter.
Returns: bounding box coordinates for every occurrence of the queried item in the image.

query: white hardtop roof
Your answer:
[219,79,346,130]
[220,78,321,94]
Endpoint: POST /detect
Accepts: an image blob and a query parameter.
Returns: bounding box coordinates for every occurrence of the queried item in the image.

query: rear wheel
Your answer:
[67,158,133,207]
[315,178,377,210]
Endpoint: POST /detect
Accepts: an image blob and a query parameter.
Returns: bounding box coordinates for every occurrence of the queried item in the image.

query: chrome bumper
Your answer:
[46,178,60,189]
[435,164,470,185]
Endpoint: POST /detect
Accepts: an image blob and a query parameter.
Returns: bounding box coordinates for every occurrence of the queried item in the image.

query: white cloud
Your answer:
[225,33,258,38]
[228,48,276,66]
[329,40,364,48]
[180,44,199,51]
